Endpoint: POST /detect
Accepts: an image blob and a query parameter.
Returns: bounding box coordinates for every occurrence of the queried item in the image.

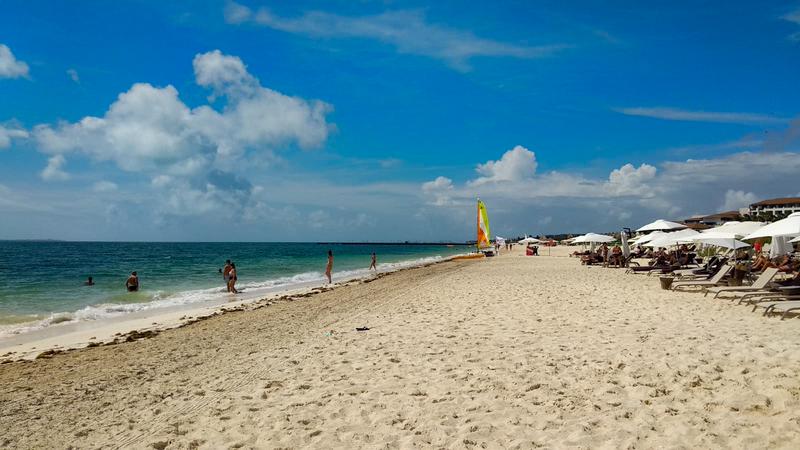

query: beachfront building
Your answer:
[742,197,800,221]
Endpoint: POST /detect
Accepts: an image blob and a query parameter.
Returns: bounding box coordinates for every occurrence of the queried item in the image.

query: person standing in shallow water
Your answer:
[125,272,139,292]
[325,250,334,284]
[369,252,377,271]
[227,263,238,294]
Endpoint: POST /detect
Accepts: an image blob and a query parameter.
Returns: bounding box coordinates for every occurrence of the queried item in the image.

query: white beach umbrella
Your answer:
[636,219,687,232]
[630,230,666,245]
[744,213,800,239]
[694,237,750,250]
[518,237,541,244]
[643,229,699,248]
[574,233,615,243]
[700,221,764,238]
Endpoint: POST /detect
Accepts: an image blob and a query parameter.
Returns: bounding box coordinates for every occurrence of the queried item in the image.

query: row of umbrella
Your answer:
[630,213,800,253]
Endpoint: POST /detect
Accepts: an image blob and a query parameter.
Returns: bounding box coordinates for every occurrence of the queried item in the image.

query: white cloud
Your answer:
[0,44,29,79]
[615,107,788,125]
[92,181,118,192]
[66,68,80,83]
[40,155,69,181]
[785,8,800,24]
[422,176,455,206]
[0,123,29,149]
[34,51,332,174]
[719,189,758,212]
[605,163,657,195]
[472,145,537,185]
[225,2,566,71]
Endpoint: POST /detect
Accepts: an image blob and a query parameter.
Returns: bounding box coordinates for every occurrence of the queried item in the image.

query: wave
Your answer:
[0,254,452,338]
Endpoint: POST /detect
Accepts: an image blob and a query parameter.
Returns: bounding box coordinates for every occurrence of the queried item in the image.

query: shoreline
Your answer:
[0,254,462,362]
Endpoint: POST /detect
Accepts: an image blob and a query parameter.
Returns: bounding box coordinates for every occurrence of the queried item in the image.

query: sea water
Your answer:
[0,241,468,335]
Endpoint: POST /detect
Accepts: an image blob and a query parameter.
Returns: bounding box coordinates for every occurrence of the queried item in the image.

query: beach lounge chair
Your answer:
[670,265,731,291]
[759,299,800,319]
[705,268,780,298]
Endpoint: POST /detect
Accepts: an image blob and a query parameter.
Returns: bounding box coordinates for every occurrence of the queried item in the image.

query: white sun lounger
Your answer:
[670,265,731,291]
[759,299,800,319]
[705,268,780,298]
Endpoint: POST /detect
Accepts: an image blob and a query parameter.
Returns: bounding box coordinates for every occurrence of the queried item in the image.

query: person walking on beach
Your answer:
[125,272,139,292]
[227,263,238,294]
[325,250,334,283]
[369,252,377,271]
[222,259,232,292]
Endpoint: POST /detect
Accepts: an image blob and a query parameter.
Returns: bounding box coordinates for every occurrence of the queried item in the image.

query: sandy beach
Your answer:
[2,246,800,448]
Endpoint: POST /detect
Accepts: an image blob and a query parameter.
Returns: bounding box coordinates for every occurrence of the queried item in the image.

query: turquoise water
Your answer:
[0,242,468,331]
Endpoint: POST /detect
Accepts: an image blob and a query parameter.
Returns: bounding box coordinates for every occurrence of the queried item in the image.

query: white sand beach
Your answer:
[2,246,800,448]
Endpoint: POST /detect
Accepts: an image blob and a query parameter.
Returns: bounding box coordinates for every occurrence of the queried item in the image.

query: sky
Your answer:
[1,0,800,242]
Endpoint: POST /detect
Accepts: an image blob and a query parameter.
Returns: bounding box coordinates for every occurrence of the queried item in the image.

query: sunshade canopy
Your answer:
[573,233,615,243]
[636,219,687,232]
[643,229,699,248]
[744,213,800,240]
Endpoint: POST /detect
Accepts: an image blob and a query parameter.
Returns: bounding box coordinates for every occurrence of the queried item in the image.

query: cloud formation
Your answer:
[41,155,69,181]
[719,189,758,212]
[472,145,537,185]
[34,51,332,175]
[30,50,333,219]
[423,146,800,235]
[615,107,787,125]
[0,44,29,79]
[224,2,565,71]
[0,123,28,149]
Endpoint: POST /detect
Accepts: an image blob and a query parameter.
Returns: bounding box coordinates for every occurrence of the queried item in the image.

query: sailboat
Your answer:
[453,199,493,260]
[477,198,495,256]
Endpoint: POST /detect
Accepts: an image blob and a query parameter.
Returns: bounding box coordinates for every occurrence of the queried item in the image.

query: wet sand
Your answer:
[2,247,800,448]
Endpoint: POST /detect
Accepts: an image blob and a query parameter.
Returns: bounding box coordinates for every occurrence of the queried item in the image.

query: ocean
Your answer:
[0,241,469,335]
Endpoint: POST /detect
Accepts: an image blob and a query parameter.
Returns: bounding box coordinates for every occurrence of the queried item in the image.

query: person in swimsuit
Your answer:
[222,259,232,292]
[369,252,377,271]
[227,263,238,294]
[125,272,139,292]
[325,250,334,284]
[84,276,95,286]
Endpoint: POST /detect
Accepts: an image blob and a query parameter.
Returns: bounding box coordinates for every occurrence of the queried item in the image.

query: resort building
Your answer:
[744,197,800,217]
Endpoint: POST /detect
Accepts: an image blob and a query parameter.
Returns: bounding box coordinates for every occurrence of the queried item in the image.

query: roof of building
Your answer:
[750,197,800,207]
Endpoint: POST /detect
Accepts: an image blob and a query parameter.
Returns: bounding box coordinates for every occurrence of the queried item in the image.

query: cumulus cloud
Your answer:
[424,146,800,235]
[719,189,758,212]
[472,145,537,185]
[40,155,69,181]
[0,123,28,149]
[28,50,334,219]
[0,44,29,79]
[224,2,566,71]
[605,163,657,195]
[615,107,788,125]
[34,51,332,175]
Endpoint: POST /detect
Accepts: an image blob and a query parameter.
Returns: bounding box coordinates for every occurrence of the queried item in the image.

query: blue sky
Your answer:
[1,0,800,241]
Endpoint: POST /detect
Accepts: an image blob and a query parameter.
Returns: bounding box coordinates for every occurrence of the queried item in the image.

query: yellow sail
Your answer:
[477,199,491,249]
